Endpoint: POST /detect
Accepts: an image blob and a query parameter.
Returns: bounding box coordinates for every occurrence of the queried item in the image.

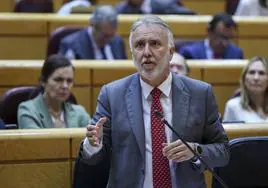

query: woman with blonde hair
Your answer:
[223,57,268,122]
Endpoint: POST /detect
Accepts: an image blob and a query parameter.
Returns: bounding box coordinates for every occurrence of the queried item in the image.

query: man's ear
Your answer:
[169,47,175,62]
[40,81,45,89]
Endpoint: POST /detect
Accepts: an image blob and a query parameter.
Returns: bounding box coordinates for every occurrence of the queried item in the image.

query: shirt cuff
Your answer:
[82,137,103,159]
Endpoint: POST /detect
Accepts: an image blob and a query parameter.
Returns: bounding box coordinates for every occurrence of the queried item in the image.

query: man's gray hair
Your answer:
[129,15,175,51]
[91,5,118,28]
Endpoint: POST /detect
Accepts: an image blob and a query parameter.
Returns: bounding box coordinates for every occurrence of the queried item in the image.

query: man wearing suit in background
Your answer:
[59,5,127,60]
[179,12,244,59]
[82,15,229,188]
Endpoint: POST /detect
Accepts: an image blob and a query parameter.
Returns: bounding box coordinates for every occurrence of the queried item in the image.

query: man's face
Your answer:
[130,24,173,85]
[94,22,117,48]
[208,21,236,54]
[170,54,188,76]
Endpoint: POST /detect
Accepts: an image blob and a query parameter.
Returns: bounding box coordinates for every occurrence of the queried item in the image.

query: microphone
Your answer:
[154,110,229,188]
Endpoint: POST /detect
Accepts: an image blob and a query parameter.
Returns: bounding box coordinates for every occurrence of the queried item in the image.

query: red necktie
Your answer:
[151,88,172,188]
[214,52,221,59]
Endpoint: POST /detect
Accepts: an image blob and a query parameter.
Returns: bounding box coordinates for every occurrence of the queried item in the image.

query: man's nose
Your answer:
[143,43,152,56]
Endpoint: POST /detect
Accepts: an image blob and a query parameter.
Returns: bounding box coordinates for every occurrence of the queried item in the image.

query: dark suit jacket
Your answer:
[115,2,143,14]
[59,28,127,60]
[82,73,229,188]
[0,119,5,129]
[179,40,244,59]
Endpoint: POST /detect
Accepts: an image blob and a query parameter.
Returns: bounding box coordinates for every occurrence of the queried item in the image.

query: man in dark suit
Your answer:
[115,0,145,14]
[179,12,244,59]
[82,15,229,188]
[59,5,127,60]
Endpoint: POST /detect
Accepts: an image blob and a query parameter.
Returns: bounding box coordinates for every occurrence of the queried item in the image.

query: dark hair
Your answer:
[259,0,268,8]
[40,54,74,83]
[208,12,237,32]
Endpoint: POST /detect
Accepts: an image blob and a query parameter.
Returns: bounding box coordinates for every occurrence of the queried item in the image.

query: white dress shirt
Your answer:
[83,73,179,187]
[65,27,114,60]
[235,0,268,16]
[57,0,91,15]
[223,96,268,123]
[204,38,214,59]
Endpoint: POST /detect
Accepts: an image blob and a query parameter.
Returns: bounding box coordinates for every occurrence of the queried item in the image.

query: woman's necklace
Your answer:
[49,109,64,128]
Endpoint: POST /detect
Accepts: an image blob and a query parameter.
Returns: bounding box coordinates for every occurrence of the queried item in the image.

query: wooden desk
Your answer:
[0,14,267,59]
[1,123,268,188]
[0,60,247,115]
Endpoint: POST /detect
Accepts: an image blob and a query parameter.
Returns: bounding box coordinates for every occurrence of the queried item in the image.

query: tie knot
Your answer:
[151,88,162,100]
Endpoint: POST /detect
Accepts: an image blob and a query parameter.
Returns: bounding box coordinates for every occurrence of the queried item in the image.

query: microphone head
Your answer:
[154,110,163,120]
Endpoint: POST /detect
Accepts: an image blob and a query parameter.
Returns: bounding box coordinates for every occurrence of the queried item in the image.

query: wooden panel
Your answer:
[0,15,47,35]
[204,67,242,84]
[123,38,131,59]
[0,1,14,12]
[0,87,10,96]
[188,66,202,80]
[0,162,70,188]
[71,137,84,158]
[95,0,119,6]
[74,68,91,85]
[238,39,268,59]
[212,85,239,116]
[93,87,101,115]
[48,16,88,33]
[72,87,91,115]
[0,68,40,85]
[184,0,225,15]
[93,68,136,85]
[53,0,66,12]
[0,37,47,59]
[237,19,268,37]
[224,123,268,139]
[0,139,69,161]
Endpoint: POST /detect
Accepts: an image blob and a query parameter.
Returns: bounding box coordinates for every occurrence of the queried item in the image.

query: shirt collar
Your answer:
[140,72,172,100]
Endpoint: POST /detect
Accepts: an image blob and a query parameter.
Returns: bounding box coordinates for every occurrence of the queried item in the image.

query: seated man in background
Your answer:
[150,0,196,14]
[59,5,127,60]
[170,52,190,76]
[179,12,243,59]
[115,0,144,14]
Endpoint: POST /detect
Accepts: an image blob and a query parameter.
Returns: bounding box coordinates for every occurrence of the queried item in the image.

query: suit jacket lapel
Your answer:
[64,103,76,128]
[35,94,54,128]
[125,74,145,160]
[171,74,190,141]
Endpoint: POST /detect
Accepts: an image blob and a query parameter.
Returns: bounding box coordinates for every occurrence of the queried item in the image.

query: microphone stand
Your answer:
[154,110,229,188]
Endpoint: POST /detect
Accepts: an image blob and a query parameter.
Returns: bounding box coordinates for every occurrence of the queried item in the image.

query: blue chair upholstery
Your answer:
[212,136,268,188]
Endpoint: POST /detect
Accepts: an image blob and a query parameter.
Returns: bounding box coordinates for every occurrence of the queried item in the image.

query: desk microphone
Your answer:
[154,110,229,188]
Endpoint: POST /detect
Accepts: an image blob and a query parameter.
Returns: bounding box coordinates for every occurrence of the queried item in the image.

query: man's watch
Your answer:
[191,143,202,162]
[194,143,203,155]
